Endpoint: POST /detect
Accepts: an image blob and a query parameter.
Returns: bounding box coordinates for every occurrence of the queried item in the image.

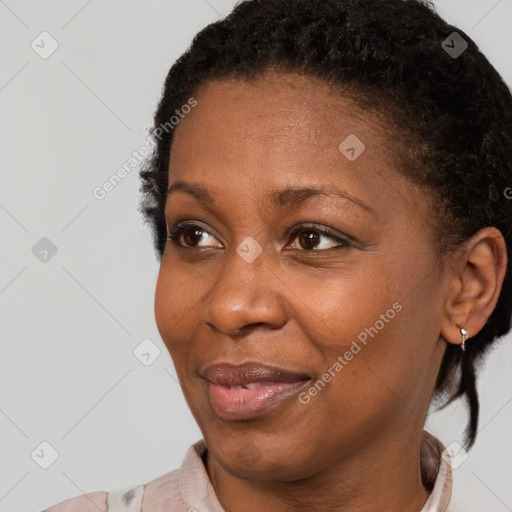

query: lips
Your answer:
[202,362,311,420]
[202,361,310,387]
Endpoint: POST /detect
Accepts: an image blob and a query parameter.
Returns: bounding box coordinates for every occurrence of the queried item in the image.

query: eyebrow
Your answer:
[166,180,375,215]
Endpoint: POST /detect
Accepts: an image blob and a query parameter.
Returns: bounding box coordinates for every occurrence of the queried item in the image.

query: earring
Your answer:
[457,324,468,351]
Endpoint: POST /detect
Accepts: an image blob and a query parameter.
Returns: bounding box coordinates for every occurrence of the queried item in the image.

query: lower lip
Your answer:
[207,380,309,420]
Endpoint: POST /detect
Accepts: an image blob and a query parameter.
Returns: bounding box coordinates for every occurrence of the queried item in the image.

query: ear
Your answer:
[440,227,508,347]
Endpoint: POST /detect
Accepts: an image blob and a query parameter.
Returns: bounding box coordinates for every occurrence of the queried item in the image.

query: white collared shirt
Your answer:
[43,433,453,512]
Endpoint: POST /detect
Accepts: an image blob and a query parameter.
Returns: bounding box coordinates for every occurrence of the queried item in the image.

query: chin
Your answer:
[204,428,320,481]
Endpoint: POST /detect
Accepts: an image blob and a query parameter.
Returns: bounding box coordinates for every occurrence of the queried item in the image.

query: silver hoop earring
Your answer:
[458,325,468,352]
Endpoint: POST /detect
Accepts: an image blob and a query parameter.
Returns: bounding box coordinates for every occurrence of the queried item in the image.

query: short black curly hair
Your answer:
[139,0,512,449]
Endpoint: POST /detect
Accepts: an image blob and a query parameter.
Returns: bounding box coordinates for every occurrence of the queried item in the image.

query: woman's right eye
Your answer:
[167,223,222,248]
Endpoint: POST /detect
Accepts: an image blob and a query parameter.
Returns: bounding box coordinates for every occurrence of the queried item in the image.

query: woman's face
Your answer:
[155,72,449,480]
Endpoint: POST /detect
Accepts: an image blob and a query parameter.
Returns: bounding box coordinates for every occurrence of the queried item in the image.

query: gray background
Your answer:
[0,1,511,511]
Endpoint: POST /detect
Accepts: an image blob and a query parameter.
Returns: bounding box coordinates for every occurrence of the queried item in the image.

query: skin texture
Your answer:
[154,72,507,512]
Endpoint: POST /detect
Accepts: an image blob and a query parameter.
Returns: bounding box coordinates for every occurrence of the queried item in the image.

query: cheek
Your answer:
[277,253,405,353]
[285,247,441,411]
[154,256,200,355]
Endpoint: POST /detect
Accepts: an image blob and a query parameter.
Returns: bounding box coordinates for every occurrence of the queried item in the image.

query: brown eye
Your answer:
[288,226,351,251]
[298,229,321,250]
[167,223,221,248]
[182,227,205,246]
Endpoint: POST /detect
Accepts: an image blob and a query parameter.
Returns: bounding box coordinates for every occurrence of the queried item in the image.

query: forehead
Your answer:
[172,71,392,158]
[167,71,430,224]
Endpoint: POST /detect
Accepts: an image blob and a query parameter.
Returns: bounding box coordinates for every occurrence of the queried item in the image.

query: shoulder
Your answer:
[42,491,107,512]
[43,470,185,512]
[40,469,184,512]
[141,467,183,508]
[41,440,208,512]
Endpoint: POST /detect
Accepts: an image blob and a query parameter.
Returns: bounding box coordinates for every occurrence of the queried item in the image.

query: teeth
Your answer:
[245,382,265,389]
[228,382,277,390]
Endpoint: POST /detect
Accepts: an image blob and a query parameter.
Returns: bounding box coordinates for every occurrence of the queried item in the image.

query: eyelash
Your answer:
[166,221,353,251]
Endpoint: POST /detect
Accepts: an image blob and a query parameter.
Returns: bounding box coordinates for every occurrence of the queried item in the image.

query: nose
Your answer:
[202,244,289,336]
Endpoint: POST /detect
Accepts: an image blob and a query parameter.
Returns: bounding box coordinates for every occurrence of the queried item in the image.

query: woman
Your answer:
[43,0,511,510]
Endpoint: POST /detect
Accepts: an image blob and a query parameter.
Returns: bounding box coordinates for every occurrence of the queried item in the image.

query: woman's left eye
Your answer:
[287,226,351,251]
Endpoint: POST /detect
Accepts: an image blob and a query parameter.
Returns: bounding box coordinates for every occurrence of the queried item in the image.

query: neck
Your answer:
[206,427,431,512]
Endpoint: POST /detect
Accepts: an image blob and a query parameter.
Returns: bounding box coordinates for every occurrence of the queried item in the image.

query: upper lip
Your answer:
[202,362,311,387]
